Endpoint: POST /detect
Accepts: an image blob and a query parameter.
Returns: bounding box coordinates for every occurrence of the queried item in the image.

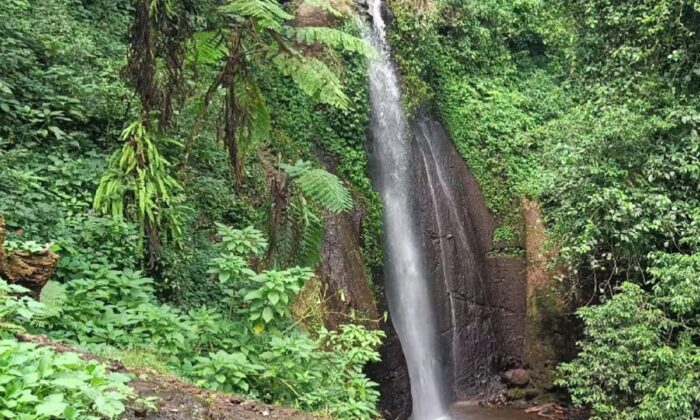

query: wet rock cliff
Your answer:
[412,112,526,404]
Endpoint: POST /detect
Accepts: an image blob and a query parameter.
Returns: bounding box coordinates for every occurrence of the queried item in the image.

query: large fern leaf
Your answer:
[291,27,377,59]
[271,53,349,109]
[219,0,293,31]
[293,198,325,267]
[187,31,228,65]
[235,75,272,157]
[281,160,353,213]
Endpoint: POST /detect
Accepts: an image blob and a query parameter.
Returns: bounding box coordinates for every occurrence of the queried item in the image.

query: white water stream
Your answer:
[364,2,450,418]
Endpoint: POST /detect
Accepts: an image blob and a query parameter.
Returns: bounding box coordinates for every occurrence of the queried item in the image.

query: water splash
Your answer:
[364,2,449,418]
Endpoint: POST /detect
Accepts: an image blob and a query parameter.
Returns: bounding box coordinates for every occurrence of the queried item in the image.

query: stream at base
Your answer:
[450,403,538,420]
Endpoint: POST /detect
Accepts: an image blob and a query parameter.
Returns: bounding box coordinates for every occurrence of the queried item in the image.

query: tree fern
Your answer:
[271,53,349,109]
[281,160,353,213]
[292,27,377,58]
[219,0,293,31]
[272,197,325,268]
[187,31,228,65]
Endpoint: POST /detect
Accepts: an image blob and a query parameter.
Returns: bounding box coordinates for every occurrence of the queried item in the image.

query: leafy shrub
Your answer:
[217,223,269,258]
[34,226,383,418]
[558,278,700,419]
[191,350,262,394]
[0,279,134,419]
[242,267,313,332]
[0,341,134,419]
[0,281,45,334]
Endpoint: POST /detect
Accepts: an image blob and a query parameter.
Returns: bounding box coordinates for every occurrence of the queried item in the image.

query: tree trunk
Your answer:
[0,216,59,298]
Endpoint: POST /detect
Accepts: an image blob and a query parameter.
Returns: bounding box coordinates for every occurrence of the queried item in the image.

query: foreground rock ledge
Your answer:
[16,333,318,420]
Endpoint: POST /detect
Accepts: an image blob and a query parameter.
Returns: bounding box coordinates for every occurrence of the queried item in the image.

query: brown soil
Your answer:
[16,333,317,420]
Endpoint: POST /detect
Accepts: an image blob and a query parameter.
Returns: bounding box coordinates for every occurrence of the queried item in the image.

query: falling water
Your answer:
[364,1,449,418]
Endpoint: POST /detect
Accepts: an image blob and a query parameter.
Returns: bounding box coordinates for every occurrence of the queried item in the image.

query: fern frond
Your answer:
[281,160,353,213]
[219,0,293,31]
[297,168,352,212]
[94,121,183,245]
[292,198,325,267]
[291,27,377,59]
[271,53,349,109]
[235,75,272,157]
[187,31,228,65]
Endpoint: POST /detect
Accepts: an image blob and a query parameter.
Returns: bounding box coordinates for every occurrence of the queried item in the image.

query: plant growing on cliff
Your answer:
[281,159,353,213]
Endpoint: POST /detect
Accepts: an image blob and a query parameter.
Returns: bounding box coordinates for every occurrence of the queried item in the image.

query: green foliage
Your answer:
[271,54,350,109]
[0,282,44,335]
[208,255,255,285]
[0,279,134,419]
[31,227,382,418]
[292,27,377,58]
[2,0,384,416]
[94,121,184,250]
[243,267,313,332]
[191,350,262,393]
[0,0,130,146]
[0,340,134,419]
[281,160,354,213]
[217,223,269,258]
[389,0,570,244]
[558,265,700,419]
[219,0,293,31]
[254,26,383,276]
[567,0,700,86]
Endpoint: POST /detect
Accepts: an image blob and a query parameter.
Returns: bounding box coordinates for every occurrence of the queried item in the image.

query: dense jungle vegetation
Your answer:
[1,0,699,419]
[389,0,700,418]
[1,0,383,418]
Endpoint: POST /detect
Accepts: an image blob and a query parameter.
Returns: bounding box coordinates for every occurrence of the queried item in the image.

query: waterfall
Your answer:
[364,2,449,418]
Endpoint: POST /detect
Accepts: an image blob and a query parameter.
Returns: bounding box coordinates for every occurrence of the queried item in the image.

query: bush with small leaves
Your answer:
[216,224,269,258]
[242,267,313,332]
[190,350,263,394]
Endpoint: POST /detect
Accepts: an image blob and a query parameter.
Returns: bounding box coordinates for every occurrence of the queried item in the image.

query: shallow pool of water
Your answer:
[449,403,539,420]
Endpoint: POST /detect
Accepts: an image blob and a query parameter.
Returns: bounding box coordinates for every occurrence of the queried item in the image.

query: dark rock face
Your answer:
[365,111,527,417]
[502,368,531,387]
[367,317,412,420]
[317,208,378,329]
[318,209,413,419]
[314,183,411,419]
[411,112,527,403]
